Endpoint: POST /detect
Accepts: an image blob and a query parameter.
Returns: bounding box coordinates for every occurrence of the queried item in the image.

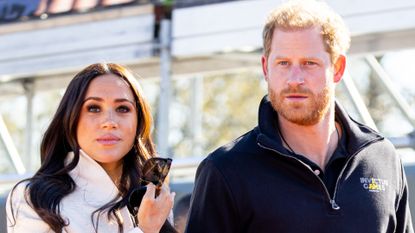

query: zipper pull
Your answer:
[330,200,340,210]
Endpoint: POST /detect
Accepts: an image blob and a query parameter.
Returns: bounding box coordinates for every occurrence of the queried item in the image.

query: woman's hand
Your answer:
[137,183,175,233]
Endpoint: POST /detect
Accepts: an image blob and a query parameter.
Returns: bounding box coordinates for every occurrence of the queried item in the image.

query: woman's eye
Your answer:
[305,61,317,66]
[117,105,131,113]
[86,105,100,113]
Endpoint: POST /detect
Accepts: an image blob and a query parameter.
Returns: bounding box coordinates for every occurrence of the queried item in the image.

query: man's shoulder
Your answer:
[365,136,400,160]
[194,128,260,189]
[200,127,259,171]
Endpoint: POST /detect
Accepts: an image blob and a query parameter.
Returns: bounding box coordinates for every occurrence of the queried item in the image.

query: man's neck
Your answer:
[278,110,340,171]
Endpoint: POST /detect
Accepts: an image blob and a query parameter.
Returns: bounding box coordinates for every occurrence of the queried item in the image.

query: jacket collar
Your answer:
[65,150,119,207]
[64,150,136,230]
[256,95,383,156]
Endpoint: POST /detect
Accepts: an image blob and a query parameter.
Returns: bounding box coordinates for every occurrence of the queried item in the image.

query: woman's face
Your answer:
[77,74,138,173]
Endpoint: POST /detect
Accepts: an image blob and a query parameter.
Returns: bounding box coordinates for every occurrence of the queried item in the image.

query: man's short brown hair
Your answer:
[263,0,350,63]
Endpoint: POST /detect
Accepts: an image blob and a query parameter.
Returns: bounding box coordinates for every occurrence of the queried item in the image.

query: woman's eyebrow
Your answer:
[83,96,103,103]
[114,98,135,106]
[83,96,135,106]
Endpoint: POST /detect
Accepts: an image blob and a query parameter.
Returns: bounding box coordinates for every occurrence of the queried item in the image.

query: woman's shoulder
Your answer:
[6,180,53,232]
[6,180,31,211]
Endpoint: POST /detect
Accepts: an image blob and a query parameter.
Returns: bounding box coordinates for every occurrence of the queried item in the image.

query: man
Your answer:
[185,1,413,233]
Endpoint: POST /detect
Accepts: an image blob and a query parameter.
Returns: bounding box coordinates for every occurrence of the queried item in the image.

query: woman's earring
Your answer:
[133,142,138,154]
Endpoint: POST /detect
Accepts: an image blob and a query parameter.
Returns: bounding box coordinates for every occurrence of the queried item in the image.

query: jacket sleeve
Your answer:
[396,164,414,233]
[6,183,51,233]
[185,158,240,233]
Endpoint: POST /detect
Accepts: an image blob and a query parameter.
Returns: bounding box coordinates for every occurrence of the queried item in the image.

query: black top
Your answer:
[185,95,413,233]
[285,119,348,197]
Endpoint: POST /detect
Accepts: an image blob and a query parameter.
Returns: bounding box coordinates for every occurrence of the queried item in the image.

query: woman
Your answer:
[6,63,177,233]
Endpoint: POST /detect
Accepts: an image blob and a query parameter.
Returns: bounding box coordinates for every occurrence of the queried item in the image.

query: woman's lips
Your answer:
[97,134,121,145]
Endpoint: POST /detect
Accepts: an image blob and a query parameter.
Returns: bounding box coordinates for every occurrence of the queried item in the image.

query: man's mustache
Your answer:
[280,87,313,95]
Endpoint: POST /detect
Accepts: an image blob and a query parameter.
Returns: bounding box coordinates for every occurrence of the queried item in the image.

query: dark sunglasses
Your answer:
[141,157,172,187]
[128,157,172,216]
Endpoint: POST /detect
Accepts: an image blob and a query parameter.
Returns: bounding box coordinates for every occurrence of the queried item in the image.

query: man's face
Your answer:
[261,27,345,125]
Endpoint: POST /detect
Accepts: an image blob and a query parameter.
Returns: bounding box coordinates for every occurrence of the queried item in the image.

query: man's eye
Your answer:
[117,106,131,113]
[278,61,289,66]
[87,105,100,113]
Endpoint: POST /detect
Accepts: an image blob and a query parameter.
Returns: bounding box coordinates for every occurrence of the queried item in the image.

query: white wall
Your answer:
[0,5,154,79]
[172,0,415,56]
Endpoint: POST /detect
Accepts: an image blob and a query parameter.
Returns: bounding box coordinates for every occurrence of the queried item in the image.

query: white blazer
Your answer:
[6,150,144,233]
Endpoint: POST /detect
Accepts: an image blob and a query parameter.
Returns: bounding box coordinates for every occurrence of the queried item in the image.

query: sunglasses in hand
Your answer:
[128,157,172,216]
[141,157,172,188]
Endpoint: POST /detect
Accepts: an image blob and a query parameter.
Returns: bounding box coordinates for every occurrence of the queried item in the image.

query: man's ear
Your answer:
[261,55,269,81]
[333,54,346,83]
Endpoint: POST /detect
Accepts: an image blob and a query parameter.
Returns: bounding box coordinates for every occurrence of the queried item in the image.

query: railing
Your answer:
[389,132,415,149]
[0,156,204,193]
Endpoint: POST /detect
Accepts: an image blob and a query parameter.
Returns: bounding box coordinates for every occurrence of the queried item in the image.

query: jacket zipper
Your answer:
[257,142,337,209]
[329,137,383,209]
[257,137,382,210]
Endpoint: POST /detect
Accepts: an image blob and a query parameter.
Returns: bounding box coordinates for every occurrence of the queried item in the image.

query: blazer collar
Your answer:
[65,150,119,207]
[64,150,136,230]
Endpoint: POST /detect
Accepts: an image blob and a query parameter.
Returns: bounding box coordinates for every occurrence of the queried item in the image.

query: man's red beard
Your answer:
[269,85,331,126]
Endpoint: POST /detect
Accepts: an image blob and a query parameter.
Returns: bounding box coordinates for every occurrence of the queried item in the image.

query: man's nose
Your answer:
[287,65,305,87]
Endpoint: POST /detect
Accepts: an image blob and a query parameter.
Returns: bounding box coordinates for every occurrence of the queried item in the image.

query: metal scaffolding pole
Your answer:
[23,80,34,170]
[365,55,415,127]
[157,19,172,157]
[0,114,25,174]
[342,70,378,131]
[190,76,203,156]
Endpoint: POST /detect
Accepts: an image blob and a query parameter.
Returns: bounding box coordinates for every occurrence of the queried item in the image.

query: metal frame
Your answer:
[341,70,379,131]
[157,19,173,157]
[365,55,415,127]
[0,114,25,174]
[23,79,34,170]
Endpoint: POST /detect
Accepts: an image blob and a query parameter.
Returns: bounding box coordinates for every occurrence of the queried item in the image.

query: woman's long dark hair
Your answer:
[9,63,177,233]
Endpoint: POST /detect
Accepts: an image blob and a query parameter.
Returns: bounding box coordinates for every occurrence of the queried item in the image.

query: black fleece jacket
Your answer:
[185,96,413,233]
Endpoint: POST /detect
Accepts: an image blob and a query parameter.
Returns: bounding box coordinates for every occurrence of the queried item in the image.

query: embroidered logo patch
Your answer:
[360,177,388,192]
